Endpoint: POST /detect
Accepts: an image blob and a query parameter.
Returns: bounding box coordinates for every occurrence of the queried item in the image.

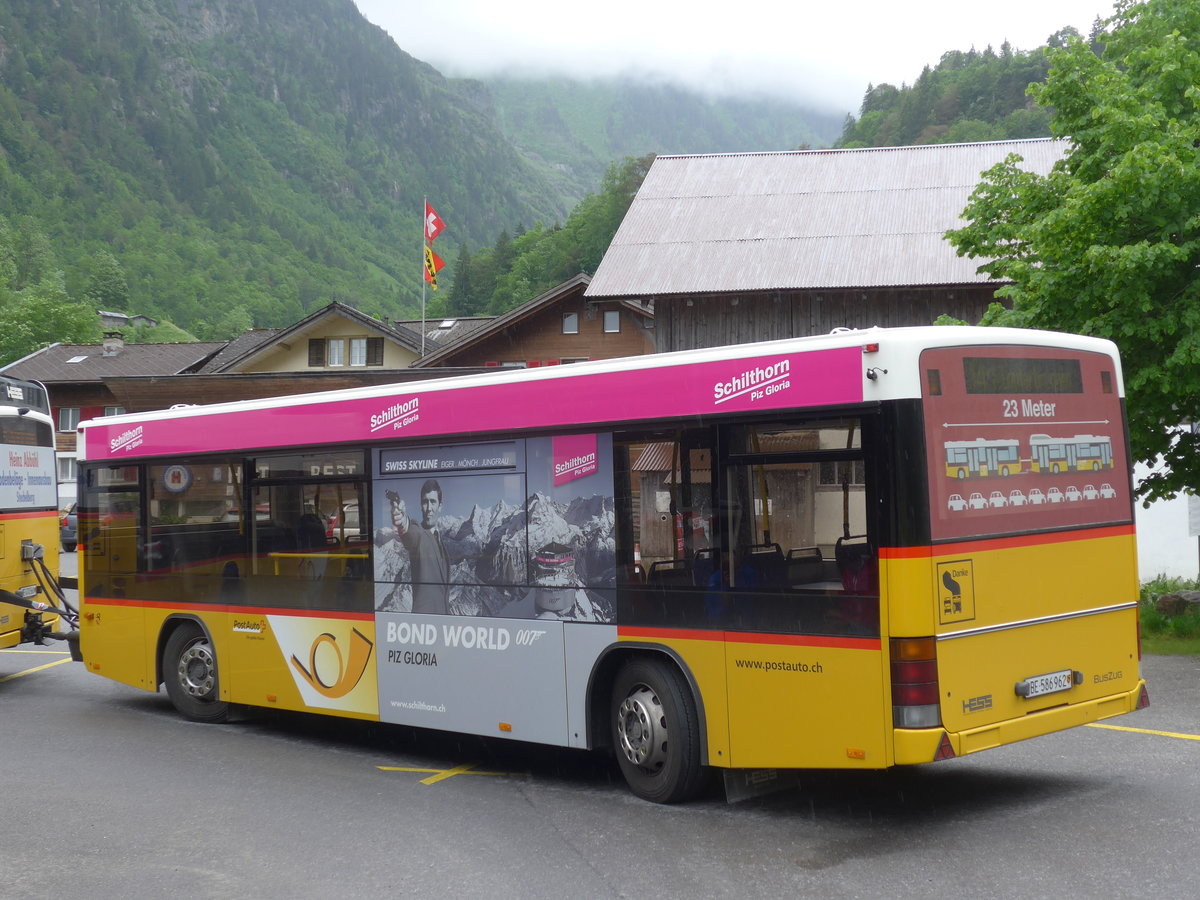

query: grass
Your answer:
[1139,574,1200,655]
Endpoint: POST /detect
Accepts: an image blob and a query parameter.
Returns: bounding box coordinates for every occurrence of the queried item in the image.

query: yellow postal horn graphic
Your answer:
[291,628,374,698]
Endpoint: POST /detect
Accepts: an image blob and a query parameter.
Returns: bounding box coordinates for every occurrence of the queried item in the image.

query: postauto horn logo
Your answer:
[290,628,374,699]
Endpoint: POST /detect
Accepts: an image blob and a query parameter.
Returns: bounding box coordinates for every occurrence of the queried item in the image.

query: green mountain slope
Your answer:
[0,0,567,331]
[835,30,1100,148]
[479,76,845,207]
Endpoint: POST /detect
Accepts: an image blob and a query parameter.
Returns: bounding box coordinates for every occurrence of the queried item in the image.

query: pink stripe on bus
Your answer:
[86,347,864,460]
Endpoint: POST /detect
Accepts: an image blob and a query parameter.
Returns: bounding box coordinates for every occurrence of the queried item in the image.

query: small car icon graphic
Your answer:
[1028,488,1046,505]
[1047,487,1065,503]
[1008,490,1028,506]
[947,493,968,511]
[1100,483,1117,499]
[988,491,1008,508]
[1082,484,1100,501]
[968,492,988,510]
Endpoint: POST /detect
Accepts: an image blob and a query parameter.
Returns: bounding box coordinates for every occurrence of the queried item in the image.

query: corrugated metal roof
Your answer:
[586,139,1067,297]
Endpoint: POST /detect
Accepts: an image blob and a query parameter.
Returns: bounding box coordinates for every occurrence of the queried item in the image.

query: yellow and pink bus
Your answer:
[75,327,1148,802]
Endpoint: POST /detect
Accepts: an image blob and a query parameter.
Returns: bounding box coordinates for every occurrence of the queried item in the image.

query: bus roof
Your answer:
[77,326,1121,463]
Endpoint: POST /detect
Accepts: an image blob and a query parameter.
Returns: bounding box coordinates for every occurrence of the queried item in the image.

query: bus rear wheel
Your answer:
[163,623,229,724]
[611,658,707,803]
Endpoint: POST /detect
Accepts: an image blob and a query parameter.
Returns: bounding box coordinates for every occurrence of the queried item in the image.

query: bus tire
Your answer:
[611,658,706,803]
[163,623,229,724]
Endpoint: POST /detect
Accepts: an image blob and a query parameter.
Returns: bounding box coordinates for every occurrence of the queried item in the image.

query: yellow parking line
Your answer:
[1087,723,1200,742]
[0,649,70,655]
[0,657,72,683]
[377,763,529,784]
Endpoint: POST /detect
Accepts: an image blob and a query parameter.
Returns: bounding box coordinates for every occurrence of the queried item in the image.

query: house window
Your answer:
[366,337,384,366]
[603,310,621,333]
[560,357,589,365]
[327,339,346,367]
[58,408,80,432]
[819,460,866,486]
[562,312,579,334]
[104,406,126,417]
[58,456,77,483]
[308,339,326,367]
[310,337,382,367]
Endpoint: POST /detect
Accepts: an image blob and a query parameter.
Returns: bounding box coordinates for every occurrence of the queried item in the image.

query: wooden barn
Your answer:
[584,138,1067,351]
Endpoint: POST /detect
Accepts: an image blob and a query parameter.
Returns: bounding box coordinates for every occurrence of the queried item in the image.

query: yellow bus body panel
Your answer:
[81,599,380,720]
[1,513,62,648]
[618,631,732,767]
[79,598,152,690]
[723,636,886,769]
[619,629,886,771]
[885,527,1141,760]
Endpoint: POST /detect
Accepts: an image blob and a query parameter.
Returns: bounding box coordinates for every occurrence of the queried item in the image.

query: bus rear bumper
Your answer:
[893,679,1149,765]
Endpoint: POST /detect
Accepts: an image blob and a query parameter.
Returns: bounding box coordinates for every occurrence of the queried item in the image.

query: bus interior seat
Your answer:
[296,513,328,550]
[744,543,786,589]
[786,546,825,585]
[835,535,876,593]
[647,559,692,589]
[692,547,720,586]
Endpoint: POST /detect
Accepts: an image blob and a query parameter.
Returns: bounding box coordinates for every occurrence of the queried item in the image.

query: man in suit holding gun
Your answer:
[387,480,451,614]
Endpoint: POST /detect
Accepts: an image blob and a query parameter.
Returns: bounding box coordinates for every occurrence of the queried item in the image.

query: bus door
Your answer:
[718,419,887,770]
[79,466,153,690]
[229,451,375,719]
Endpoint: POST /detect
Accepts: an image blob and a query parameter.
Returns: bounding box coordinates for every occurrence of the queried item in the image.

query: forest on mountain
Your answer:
[0,0,584,341]
[0,0,839,360]
[835,26,1104,147]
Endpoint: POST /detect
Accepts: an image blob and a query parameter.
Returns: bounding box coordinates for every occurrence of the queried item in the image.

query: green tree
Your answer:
[946,0,1200,502]
[82,249,130,311]
[0,280,102,365]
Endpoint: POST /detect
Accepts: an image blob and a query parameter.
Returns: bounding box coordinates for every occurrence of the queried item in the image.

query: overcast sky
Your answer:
[354,1,1116,112]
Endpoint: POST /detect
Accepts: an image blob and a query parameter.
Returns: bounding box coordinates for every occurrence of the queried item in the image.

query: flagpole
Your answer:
[421,195,427,357]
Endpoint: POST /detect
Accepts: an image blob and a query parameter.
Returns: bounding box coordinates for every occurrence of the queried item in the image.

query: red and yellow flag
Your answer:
[424,245,445,289]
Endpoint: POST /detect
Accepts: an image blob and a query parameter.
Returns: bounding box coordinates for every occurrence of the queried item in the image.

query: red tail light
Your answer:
[891,637,941,728]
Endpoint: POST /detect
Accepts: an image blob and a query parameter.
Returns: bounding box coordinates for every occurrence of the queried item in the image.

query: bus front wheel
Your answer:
[163,623,229,724]
[611,658,707,803]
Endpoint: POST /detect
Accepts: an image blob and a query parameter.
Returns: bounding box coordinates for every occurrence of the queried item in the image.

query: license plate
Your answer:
[1016,669,1074,699]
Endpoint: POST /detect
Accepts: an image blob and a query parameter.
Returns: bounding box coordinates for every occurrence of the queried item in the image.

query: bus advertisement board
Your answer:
[372,434,617,741]
[82,347,864,461]
[922,345,1132,542]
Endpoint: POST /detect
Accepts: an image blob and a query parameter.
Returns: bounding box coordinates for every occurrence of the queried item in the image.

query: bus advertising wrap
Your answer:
[373,433,617,738]
[83,347,864,461]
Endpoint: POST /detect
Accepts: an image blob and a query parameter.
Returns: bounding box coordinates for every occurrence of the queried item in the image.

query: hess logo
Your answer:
[290,628,374,698]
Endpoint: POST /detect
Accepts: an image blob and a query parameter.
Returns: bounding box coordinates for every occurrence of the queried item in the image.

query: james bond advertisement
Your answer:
[373,434,616,622]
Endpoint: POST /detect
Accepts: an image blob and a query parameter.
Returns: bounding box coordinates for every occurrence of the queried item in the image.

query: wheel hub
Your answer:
[177,641,215,698]
[617,684,668,772]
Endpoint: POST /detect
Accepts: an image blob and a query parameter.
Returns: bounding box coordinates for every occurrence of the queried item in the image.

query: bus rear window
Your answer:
[0,418,52,447]
[963,357,1083,394]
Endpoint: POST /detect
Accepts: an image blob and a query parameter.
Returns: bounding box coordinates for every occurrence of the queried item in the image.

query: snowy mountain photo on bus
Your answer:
[372,434,616,621]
